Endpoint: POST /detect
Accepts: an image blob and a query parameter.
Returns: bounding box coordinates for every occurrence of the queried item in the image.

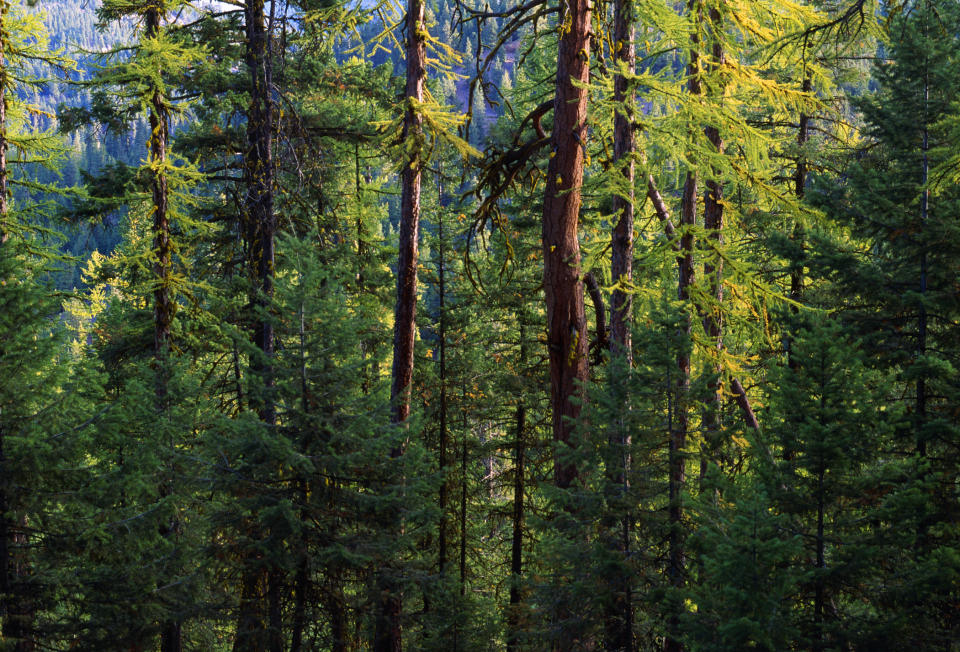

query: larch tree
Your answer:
[376,0,425,646]
[605,0,636,645]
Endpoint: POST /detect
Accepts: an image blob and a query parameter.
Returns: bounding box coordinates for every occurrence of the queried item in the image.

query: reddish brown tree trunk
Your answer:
[375,0,425,648]
[388,0,425,431]
[542,0,591,490]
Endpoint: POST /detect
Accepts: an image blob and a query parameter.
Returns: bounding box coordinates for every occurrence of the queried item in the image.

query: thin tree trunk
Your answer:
[235,560,270,652]
[437,167,449,576]
[507,331,527,652]
[699,7,725,485]
[791,76,811,306]
[148,8,172,361]
[460,407,468,598]
[289,483,309,652]
[814,462,825,651]
[609,0,635,363]
[606,0,635,646]
[665,171,695,652]
[788,75,811,374]
[542,0,592,490]
[665,5,701,646]
[917,39,928,458]
[235,0,277,647]
[0,6,7,240]
[268,570,283,652]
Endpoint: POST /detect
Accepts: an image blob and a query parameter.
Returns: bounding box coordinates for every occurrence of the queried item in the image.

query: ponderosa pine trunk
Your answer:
[234,0,277,648]
[542,0,591,490]
[375,0,425,647]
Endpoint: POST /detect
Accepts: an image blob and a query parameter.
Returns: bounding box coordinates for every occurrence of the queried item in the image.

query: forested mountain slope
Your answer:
[0,0,957,650]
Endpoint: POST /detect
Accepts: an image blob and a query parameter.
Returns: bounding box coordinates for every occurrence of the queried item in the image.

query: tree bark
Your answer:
[609,0,635,364]
[376,0,426,647]
[0,6,7,242]
[700,7,725,484]
[437,169,449,577]
[665,5,701,647]
[542,0,592,489]
[788,75,811,373]
[148,7,172,361]
[605,0,635,646]
[145,8,182,651]
[235,0,277,647]
[506,329,528,652]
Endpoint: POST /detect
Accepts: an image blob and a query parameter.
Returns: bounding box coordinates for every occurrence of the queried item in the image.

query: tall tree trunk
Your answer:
[542,0,592,490]
[437,167,449,577]
[605,0,635,646]
[609,0,635,363]
[506,332,527,652]
[149,8,172,361]
[460,405,468,597]
[665,172,695,652]
[814,462,825,651]
[917,35,928,459]
[235,0,277,648]
[388,0,426,431]
[0,6,7,240]
[375,0,426,648]
[146,8,182,651]
[699,7,724,485]
[289,484,310,652]
[665,6,701,648]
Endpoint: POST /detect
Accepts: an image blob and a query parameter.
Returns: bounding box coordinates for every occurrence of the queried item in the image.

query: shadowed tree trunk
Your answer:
[507,330,528,652]
[666,5,702,649]
[234,0,277,648]
[700,6,725,485]
[605,0,635,645]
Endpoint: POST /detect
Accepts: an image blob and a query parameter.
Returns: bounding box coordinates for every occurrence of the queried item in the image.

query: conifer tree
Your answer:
[813,2,960,642]
[0,2,80,647]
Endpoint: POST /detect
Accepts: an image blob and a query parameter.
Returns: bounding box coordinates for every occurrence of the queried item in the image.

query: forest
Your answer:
[0,0,958,649]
